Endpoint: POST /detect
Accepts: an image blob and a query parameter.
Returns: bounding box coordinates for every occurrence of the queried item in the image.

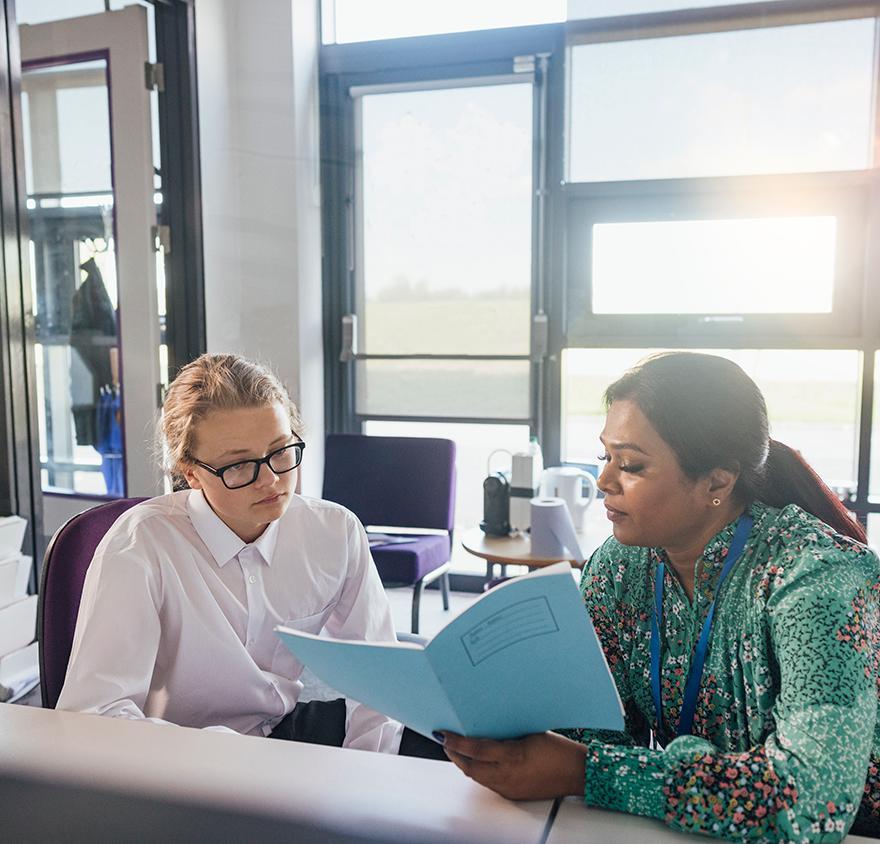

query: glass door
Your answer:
[20,6,163,535]
[346,70,541,571]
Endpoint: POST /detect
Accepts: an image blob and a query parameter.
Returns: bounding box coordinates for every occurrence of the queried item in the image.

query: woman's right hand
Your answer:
[441,731,587,801]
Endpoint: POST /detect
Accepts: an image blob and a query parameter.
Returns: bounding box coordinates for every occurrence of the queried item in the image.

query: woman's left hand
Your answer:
[441,731,588,801]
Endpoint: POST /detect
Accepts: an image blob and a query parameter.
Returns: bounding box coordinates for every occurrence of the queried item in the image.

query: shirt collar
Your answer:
[187,489,280,568]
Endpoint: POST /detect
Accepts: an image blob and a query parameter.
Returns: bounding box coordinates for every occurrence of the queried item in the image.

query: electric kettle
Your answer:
[540,466,597,531]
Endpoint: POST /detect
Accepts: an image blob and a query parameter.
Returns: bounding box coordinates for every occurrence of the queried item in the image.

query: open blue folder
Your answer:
[275,563,624,740]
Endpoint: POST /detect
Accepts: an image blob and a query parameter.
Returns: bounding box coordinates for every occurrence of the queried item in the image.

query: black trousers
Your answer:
[268,698,448,761]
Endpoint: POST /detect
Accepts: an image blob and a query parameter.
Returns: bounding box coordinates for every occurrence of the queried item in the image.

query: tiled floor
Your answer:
[384,584,481,639]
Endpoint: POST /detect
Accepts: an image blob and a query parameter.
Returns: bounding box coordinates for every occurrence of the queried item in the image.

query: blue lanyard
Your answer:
[650,514,753,740]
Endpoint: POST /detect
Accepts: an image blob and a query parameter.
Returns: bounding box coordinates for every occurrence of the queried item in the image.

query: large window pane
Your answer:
[562,349,860,489]
[364,420,531,572]
[869,514,879,552]
[24,58,126,497]
[359,82,532,355]
[593,217,835,314]
[569,19,875,182]
[329,0,564,43]
[357,360,530,420]
[23,62,112,195]
[364,295,530,356]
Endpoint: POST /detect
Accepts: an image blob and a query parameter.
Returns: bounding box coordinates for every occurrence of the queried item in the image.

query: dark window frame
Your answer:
[0,0,44,564]
[563,173,872,344]
[321,2,880,544]
[0,0,205,569]
[553,1,880,526]
[154,0,206,380]
[321,24,566,443]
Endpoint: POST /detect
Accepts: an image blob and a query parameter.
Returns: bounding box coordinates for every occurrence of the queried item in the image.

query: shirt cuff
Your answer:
[343,698,404,754]
[583,740,668,820]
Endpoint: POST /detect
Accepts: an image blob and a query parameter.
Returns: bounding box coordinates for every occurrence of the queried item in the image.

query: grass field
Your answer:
[364,297,530,356]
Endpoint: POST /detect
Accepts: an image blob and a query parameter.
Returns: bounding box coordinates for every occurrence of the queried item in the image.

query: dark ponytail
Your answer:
[760,439,865,543]
[605,352,866,544]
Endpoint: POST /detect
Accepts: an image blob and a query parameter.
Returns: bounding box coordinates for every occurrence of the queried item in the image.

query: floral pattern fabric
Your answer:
[563,502,880,842]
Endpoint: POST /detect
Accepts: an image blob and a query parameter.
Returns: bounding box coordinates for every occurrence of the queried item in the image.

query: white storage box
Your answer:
[0,515,26,558]
[0,640,38,702]
[0,594,37,659]
[0,554,32,607]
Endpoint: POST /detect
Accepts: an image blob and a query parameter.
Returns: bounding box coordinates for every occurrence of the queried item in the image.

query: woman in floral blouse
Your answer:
[442,352,880,842]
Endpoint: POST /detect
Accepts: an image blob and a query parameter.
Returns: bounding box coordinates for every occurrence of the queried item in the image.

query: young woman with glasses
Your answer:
[58,353,410,753]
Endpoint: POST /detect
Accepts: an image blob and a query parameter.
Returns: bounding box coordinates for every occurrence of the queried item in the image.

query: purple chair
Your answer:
[38,498,146,708]
[322,434,455,634]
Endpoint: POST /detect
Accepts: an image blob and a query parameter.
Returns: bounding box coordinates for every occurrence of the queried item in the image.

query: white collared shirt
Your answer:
[57,490,403,752]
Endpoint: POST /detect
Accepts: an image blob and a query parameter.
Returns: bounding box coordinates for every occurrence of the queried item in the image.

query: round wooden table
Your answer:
[461,505,612,580]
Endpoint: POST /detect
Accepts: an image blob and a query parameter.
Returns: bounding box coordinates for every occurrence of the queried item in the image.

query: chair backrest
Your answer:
[38,498,146,708]
[322,434,456,532]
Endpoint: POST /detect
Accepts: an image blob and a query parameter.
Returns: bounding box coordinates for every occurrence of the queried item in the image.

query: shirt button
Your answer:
[249,575,257,584]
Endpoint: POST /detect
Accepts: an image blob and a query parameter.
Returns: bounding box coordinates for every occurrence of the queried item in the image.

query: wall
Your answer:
[195,0,325,494]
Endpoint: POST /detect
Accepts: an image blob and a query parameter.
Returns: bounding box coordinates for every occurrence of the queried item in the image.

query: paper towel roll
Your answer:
[529,497,584,564]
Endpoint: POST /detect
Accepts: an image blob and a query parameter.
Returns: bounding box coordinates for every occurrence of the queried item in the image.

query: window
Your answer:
[357,82,533,359]
[322,34,553,577]
[339,63,544,576]
[352,79,536,424]
[568,19,875,182]
[23,57,125,497]
[565,16,875,340]
[591,217,836,315]
[323,4,880,571]
[559,5,878,534]
[565,184,868,342]
[357,360,530,420]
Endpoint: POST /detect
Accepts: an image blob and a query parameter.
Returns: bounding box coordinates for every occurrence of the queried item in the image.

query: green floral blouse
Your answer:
[563,501,880,842]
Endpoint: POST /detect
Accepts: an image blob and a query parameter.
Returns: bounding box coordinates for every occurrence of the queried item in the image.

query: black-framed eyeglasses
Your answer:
[190,441,306,490]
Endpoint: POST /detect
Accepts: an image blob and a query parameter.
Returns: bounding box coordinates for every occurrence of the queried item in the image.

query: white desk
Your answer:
[6,706,872,843]
[546,796,875,843]
[0,704,552,843]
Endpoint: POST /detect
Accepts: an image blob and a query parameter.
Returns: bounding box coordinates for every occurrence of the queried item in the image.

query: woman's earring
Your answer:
[712,498,722,507]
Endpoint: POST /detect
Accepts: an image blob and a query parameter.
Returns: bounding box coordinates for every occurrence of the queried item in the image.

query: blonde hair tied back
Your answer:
[159,353,303,488]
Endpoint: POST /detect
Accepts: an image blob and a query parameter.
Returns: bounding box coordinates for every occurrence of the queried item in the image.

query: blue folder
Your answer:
[275,563,624,740]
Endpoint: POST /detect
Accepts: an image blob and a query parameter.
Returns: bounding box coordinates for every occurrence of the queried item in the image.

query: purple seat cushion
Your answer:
[370,535,451,584]
[39,498,146,708]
